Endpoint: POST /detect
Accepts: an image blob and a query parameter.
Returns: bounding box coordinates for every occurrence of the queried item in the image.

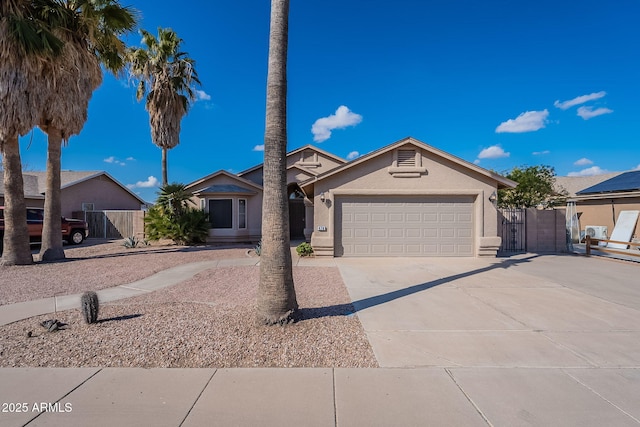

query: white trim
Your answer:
[238,198,247,230]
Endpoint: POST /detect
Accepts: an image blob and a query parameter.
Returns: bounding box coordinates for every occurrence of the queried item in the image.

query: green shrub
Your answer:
[254,240,262,256]
[144,205,209,245]
[296,242,314,257]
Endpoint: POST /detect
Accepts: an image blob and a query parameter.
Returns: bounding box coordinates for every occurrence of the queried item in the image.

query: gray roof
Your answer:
[577,170,640,195]
[0,170,147,204]
[0,170,99,197]
[194,184,256,195]
[554,172,621,197]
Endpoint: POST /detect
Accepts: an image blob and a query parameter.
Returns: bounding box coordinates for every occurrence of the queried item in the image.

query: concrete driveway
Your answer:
[337,254,640,425]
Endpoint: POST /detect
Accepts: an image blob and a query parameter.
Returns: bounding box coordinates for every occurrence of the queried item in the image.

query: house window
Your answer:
[209,199,233,229]
[238,199,247,229]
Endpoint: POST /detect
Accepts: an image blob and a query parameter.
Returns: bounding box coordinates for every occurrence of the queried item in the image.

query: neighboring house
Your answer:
[559,171,640,239]
[187,137,516,257]
[0,171,147,218]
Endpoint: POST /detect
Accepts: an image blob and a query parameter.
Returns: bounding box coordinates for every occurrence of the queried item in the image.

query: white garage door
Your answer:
[337,196,474,257]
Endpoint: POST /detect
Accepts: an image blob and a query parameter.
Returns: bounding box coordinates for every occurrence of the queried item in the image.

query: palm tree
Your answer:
[256,0,298,325]
[0,0,66,266]
[127,28,200,187]
[155,183,195,219]
[37,0,136,261]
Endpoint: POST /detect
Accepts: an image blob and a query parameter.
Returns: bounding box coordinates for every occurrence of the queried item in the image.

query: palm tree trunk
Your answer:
[257,0,298,325]
[39,127,65,261]
[162,147,168,187]
[0,134,33,266]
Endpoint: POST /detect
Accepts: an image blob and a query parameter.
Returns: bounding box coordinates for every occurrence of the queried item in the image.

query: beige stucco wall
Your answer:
[189,174,262,243]
[576,198,640,239]
[309,144,502,257]
[241,149,344,186]
[61,176,144,218]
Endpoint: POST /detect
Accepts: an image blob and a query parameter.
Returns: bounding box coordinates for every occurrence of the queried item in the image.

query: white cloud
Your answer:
[568,166,608,177]
[554,91,606,110]
[633,164,640,171]
[532,150,550,155]
[195,90,211,101]
[577,106,613,120]
[253,145,264,152]
[104,156,126,166]
[574,157,593,166]
[126,157,136,161]
[478,145,510,160]
[346,151,360,160]
[496,110,549,133]
[311,105,362,142]
[127,176,159,189]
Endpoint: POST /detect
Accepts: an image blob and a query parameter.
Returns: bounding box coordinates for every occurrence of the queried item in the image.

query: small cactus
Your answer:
[81,291,100,324]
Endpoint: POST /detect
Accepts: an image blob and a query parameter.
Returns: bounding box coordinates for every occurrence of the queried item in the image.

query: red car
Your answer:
[0,207,89,253]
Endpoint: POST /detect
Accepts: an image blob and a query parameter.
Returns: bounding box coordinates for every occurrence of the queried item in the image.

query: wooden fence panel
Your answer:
[83,210,145,239]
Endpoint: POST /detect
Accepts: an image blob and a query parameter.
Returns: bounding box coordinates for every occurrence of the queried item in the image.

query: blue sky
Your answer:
[14,0,640,202]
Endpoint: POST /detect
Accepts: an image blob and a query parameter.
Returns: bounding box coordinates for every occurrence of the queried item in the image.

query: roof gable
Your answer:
[186,170,263,193]
[237,144,346,177]
[300,136,517,189]
[0,170,147,204]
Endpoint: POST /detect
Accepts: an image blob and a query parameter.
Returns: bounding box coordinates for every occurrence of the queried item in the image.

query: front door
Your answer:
[289,199,305,240]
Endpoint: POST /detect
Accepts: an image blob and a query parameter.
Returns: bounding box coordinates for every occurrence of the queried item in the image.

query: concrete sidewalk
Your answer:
[1,366,639,426]
[1,252,640,426]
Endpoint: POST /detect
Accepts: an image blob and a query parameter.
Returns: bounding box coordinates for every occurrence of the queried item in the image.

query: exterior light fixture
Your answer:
[319,192,326,203]
[488,191,497,204]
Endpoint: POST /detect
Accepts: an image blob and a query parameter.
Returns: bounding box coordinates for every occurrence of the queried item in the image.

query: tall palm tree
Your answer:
[0,0,65,266]
[38,0,136,261]
[127,28,200,187]
[257,0,298,325]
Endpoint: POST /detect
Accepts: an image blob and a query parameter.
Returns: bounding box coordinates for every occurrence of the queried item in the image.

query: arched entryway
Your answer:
[288,184,306,240]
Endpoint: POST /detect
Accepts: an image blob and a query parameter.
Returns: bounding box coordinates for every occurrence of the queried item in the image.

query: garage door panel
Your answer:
[354,229,369,238]
[338,196,474,257]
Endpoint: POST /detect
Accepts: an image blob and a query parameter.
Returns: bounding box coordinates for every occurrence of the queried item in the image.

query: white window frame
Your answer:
[238,198,247,230]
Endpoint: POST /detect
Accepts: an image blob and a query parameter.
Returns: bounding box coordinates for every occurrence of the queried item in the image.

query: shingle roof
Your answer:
[0,171,146,204]
[554,172,622,197]
[577,170,640,195]
[195,184,257,194]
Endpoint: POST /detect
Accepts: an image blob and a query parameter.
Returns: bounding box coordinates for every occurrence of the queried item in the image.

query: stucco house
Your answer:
[0,171,147,218]
[186,137,516,257]
[557,171,640,239]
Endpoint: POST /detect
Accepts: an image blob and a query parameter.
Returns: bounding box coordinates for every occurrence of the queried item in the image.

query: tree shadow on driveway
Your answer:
[299,254,540,321]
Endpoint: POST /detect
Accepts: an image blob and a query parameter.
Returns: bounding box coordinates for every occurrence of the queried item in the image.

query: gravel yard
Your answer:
[0,240,378,368]
[0,240,251,305]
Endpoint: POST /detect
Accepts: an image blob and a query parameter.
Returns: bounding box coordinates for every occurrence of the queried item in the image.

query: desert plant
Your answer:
[296,242,314,257]
[254,240,262,256]
[122,236,140,248]
[81,291,100,324]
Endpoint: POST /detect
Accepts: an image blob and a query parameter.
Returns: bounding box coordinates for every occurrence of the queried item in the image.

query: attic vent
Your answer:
[81,203,95,211]
[397,150,416,167]
[303,150,315,162]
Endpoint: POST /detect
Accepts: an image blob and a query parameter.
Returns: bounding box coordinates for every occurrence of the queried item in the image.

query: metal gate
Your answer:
[499,208,526,252]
